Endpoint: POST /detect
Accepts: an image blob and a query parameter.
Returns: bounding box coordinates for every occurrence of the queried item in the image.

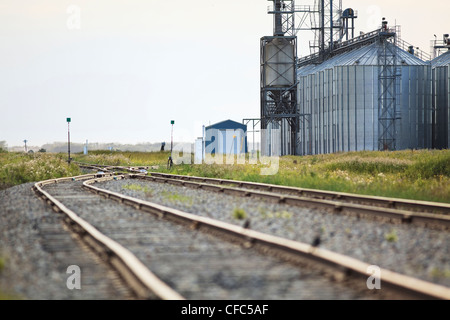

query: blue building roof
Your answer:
[206,119,247,131]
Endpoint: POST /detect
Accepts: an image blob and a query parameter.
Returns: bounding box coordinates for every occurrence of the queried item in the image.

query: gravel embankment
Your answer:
[98,178,450,288]
[0,182,133,300]
[42,180,379,300]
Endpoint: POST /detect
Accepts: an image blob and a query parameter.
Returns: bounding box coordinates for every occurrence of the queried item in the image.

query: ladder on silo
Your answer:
[377,27,399,151]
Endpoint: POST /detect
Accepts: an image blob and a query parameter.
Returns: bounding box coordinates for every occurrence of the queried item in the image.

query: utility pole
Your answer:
[67,118,71,164]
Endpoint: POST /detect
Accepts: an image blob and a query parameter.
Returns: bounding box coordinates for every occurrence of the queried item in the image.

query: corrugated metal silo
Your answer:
[261,36,298,157]
[432,51,450,149]
[297,42,433,155]
[263,38,297,87]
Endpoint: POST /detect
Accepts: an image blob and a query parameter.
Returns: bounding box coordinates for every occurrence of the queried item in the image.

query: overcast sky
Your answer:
[1,0,448,148]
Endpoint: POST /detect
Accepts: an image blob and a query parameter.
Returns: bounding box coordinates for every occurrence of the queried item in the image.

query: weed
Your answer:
[430,267,450,279]
[160,191,193,206]
[384,229,398,243]
[232,208,247,220]
[0,256,21,299]
[122,184,153,196]
[260,209,292,219]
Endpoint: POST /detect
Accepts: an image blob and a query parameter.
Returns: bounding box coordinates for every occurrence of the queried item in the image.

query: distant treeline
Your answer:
[6,142,193,153]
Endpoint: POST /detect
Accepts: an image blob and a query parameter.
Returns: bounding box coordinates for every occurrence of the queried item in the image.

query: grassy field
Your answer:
[73,150,168,167]
[1,149,449,203]
[0,152,82,190]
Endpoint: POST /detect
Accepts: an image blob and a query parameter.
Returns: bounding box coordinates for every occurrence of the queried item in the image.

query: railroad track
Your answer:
[143,173,450,231]
[76,162,450,230]
[33,170,450,300]
[34,173,183,300]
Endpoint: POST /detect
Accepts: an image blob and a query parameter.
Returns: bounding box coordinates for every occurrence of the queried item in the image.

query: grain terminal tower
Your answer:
[260,0,450,156]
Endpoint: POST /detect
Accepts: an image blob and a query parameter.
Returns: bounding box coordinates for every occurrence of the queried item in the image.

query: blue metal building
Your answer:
[205,120,248,155]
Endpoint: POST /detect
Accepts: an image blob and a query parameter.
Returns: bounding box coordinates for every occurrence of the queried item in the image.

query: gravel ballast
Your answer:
[0,182,133,300]
[98,177,450,288]
[1,177,449,299]
[42,180,382,300]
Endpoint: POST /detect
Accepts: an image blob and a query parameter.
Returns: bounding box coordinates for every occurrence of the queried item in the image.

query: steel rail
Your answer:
[147,172,450,215]
[84,174,450,300]
[128,173,450,231]
[33,174,185,300]
[74,162,450,228]
[75,162,149,173]
[74,162,450,216]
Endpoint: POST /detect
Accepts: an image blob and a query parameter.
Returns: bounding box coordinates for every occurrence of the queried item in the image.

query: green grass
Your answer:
[5,149,447,203]
[0,152,82,189]
[72,150,169,167]
[122,183,153,196]
[160,191,193,206]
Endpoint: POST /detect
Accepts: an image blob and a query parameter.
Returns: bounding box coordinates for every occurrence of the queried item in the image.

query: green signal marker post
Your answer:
[67,118,71,164]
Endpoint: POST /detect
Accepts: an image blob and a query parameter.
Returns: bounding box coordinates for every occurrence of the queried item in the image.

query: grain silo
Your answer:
[296,30,433,155]
[260,0,298,157]
[259,1,437,156]
[432,50,450,149]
